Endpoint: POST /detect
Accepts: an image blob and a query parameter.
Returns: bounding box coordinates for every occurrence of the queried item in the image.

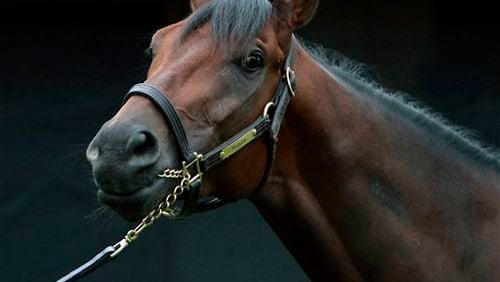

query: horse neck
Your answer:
[250,45,500,280]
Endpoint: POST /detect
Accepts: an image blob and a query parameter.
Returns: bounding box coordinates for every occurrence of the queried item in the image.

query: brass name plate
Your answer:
[220,129,258,160]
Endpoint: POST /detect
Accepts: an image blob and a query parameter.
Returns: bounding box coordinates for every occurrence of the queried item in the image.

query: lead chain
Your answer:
[158,168,184,179]
[110,172,191,258]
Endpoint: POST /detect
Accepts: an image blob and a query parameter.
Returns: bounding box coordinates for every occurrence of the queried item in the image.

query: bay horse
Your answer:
[83,0,500,280]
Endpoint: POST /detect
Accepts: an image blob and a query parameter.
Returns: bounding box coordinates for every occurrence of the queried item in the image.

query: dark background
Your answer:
[1,1,498,281]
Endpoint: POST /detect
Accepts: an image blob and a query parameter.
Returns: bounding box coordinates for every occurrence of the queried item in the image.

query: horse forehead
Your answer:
[151,21,184,46]
[154,14,280,56]
[151,19,282,74]
[152,20,206,52]
[147,30,226,92]
[152,26,216,71]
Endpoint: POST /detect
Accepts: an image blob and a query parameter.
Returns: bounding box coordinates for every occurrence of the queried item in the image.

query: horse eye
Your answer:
[241,52,264,72]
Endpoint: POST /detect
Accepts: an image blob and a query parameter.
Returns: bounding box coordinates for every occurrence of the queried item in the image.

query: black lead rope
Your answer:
[56,248,115,282]
[57,38,298,282]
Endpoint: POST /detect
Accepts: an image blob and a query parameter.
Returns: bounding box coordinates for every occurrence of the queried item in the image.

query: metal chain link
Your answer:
[110,153,203,258]
[158,168,184,179]
[110,171,191,258]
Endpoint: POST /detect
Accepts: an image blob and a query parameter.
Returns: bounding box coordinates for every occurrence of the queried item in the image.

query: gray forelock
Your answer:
[182,0,273,47]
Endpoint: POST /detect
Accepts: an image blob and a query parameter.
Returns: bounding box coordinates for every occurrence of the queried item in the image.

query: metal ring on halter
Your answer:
[263,102,275,118]
[286,67,296,97]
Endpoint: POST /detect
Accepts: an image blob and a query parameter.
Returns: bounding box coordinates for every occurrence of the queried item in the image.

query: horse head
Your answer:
[86,0,318,222]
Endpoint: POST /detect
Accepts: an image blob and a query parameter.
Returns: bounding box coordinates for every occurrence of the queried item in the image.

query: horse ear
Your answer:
[273,0,319,29]
[190,0,211,11]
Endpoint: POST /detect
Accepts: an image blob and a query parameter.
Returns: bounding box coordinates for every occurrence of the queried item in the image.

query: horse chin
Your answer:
[97,178,170,222]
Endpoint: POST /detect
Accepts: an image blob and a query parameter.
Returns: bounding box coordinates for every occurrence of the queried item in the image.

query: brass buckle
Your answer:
[182,152,204,184]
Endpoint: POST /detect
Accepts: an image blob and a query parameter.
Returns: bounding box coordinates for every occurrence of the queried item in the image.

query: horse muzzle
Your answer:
[86,120,163,194]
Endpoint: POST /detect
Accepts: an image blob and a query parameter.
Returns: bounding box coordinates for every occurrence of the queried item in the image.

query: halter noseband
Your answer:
[57,38,298,282]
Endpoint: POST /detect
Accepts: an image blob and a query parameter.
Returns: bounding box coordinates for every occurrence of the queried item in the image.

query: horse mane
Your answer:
[302,40,500,171]
[182,0,500,171]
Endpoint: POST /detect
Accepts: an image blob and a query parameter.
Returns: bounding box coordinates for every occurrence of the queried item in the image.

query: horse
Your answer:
[84,0,500,280]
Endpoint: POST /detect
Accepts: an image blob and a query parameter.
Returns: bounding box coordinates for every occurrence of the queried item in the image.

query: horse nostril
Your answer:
[128,132,147,154]
[86,125,161,195]
[126,131,160,165]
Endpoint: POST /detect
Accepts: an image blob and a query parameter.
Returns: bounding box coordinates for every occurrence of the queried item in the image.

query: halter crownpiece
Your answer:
[57,37,298,282]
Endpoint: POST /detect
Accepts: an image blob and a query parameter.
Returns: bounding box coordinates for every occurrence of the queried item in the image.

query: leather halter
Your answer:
[122,37,298,219]
[57,38,298,282]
